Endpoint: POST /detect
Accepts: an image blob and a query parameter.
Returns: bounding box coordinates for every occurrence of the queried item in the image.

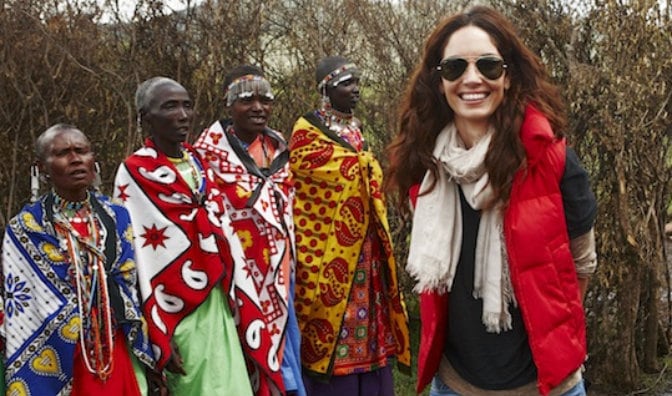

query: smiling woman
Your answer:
[194,64,306,396]
[385,6,597,396]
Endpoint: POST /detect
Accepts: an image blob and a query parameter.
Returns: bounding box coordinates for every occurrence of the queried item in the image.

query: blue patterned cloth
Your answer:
[1,192,154,395]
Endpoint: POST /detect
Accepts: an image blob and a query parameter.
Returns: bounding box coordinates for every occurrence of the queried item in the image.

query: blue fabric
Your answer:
[281,275,306,396]
[429,376,460,396]
[1,193,154,395]
[429,375,586,396]
[561,379,586,396]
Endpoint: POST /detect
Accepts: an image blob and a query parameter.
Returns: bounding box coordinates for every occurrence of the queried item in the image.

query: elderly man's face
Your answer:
[144,82,193,156]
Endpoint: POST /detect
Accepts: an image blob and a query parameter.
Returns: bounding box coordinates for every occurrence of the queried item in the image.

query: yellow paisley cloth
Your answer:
[289,114,410,376]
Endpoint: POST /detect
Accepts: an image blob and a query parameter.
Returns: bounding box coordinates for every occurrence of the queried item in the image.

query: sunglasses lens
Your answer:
[476,57,505,80]
[438,57,506,81]
[439,59,468,81]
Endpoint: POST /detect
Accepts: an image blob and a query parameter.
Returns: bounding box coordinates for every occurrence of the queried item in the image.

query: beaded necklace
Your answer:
[52,191,115,380]
[227,125,273,168]
[317,106,365,151]
[168,149,206,202]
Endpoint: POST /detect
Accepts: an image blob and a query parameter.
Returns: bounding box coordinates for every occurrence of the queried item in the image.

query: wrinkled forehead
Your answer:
[45,127,88,147]
[226,74,274,106]
[151,81,188,103]
[51,129,89,149]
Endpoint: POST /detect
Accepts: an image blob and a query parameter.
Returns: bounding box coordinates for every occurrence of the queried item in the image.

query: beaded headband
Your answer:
[317,63,360,92]
[226,74,274,106]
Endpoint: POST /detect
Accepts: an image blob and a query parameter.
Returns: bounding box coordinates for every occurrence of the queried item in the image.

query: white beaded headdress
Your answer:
[226,74,274,106]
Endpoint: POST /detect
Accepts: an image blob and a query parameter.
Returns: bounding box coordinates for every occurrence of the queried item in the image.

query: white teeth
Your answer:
[461,93,487,101]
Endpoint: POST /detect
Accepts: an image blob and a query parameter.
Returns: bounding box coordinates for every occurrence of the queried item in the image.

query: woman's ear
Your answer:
[36,159,46,175]
[137,110,151,135]
[437,71,446,96]
[139,109,148,123]
[325,85,335,99]
[36,160,50,184]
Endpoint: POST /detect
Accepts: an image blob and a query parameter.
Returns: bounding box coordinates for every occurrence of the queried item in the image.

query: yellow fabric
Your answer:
[290,115,411,375]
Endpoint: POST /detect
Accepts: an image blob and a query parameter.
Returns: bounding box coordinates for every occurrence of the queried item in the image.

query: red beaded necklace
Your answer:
[53,192,115,380]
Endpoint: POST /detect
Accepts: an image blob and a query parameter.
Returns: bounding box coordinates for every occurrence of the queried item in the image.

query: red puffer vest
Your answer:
[414,105,586,396]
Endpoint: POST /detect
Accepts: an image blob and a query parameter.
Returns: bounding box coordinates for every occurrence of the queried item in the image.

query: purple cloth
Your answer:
[302,366,394,396]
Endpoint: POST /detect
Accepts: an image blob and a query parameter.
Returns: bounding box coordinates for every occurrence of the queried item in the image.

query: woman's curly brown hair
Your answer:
[384,5,566,213]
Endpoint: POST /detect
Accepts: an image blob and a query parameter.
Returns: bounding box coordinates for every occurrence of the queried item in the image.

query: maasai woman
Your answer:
[114,77,253,396]
[1,124,154,395]
[194,65,305,396]
[289,56,411,396]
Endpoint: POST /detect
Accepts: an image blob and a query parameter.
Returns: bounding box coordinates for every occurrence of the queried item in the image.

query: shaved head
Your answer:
[35,124,87,162]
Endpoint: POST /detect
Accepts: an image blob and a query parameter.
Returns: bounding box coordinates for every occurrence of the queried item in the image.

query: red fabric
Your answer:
[118,140,232,370]
[331,229,398,375]
[504,106,585,395]
[71,329,142,396]
[415,105,586,395]
[416,291,449,393]
[409,184,420,208]
[195,124,293,395]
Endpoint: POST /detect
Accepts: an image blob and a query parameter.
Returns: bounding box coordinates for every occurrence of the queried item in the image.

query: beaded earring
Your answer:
[136,113,143,147]
[92,162,102,191]
[320,86,331,112]
[30,164,40,202]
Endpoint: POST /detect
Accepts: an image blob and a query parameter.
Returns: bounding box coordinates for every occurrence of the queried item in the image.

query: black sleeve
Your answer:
[561,147,597,239]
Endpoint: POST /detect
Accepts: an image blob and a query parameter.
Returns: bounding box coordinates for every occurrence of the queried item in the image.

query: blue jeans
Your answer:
[429,376,586,396]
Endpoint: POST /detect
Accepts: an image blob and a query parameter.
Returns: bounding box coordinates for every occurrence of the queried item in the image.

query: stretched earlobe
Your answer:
[35,161,50,192]
[93,162,102,191]
[30,164,40,202]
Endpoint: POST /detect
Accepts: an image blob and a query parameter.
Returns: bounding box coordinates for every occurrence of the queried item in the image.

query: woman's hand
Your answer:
[147,366,168,396]
[164,339,187,376]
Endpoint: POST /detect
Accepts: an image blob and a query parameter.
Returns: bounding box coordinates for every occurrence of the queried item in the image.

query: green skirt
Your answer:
[165,286,253,396]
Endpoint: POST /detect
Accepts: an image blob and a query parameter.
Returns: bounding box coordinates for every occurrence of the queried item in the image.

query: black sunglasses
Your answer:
[436,56,507,81]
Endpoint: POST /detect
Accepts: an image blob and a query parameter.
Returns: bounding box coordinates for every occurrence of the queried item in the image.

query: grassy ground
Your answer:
[393,313,430,396]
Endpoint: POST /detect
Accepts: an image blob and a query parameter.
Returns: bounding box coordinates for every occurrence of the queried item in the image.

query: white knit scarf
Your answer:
[406,123,515,333]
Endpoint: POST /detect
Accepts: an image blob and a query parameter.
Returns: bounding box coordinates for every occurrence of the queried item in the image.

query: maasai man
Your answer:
[114,77,253,396]
[194,65,305,396]
[289,56,411,396]
[1,124,154,395]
